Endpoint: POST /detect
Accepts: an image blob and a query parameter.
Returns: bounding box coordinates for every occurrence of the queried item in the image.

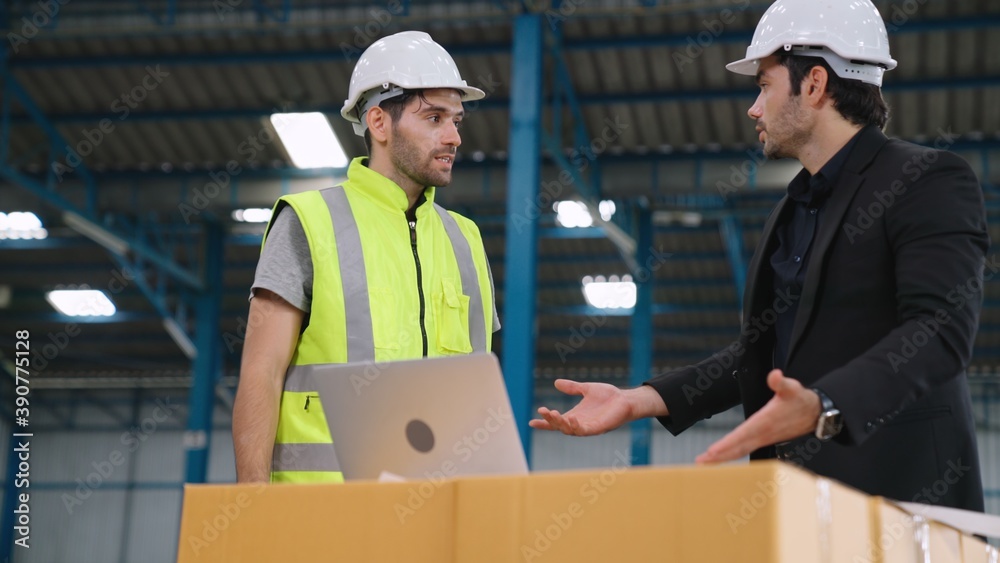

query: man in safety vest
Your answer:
[233,31,500,484]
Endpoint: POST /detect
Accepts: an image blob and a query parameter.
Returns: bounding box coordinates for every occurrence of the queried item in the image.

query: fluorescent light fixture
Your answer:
[231,208,273,223]
[46,287,117,317]
[0,211,48,240]
[270,112,349,169]
[581,274,637,309]
[680,212,703,228]
[554,200,593,228]
[62,211,130,255]
[555,200,617,228]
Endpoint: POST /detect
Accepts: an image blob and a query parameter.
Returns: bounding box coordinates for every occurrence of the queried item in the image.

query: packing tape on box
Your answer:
[912,514,932,563]
[990,544,999,563]
[816,478,832,563]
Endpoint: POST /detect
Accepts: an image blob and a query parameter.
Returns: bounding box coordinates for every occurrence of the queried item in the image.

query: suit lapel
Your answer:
[785,127,890,363]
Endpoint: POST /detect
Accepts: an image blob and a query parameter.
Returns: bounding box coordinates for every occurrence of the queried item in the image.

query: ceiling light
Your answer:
[46,287,117,317]
[598,200,616,222]
[231,208,273,223]
[554,200,593,228]
[581,274,636,309]
[270,112,349,169]
[0,211,48,240]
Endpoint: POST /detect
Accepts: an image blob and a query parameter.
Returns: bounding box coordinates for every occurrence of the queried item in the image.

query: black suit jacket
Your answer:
[646,126,989,511]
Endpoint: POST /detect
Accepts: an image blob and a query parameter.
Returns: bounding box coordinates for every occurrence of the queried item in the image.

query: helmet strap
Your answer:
[352,84,408,136]
[787,45,886,87]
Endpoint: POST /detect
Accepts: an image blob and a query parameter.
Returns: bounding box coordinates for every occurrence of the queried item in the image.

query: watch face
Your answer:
[816,409,843,441]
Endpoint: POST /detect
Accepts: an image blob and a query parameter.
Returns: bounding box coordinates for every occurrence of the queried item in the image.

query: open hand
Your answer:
[696,369,821,464]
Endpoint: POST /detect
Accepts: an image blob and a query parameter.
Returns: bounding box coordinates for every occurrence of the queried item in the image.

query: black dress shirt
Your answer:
[770,131,864,370]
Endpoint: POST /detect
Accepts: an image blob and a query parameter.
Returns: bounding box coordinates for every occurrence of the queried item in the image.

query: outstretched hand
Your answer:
[529,379,666,436]
[696,369,821,464]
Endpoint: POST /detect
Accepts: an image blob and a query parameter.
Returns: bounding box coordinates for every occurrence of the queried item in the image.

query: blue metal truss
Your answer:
[719,215,747,310]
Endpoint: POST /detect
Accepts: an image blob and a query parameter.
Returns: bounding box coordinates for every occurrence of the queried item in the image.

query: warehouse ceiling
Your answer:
[1,0,999,392]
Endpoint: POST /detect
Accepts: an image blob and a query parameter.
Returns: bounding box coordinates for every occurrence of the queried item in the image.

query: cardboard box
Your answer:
[867,496,994,563]
[866,498,920,563]
[177,479,455,562]
[176,461,873,563]
[465,462,872,563]
[928,520,963,563]
[961,533,998,563]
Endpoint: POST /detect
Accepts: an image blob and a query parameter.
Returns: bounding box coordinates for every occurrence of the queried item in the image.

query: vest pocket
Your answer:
[369,287,401,351]
[435,278,473,354]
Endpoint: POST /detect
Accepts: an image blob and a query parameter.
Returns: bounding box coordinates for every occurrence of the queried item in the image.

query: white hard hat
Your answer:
[341,31,485,136]
[726,0,898,86]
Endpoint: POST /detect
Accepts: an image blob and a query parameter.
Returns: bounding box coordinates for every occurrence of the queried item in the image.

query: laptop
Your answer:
[305,352,529,481]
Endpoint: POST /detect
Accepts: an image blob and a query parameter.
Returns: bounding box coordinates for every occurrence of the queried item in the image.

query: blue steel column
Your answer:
[184,219,224,482]
[504,13,543,464]
[628,207,653,466]
[719,215,747,310]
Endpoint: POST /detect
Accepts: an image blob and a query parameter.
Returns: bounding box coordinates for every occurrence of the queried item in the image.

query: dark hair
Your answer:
[362,90,428,154]
[776,52,890,130]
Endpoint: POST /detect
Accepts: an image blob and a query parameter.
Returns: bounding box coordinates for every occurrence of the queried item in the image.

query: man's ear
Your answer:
[803,65,829,105]
[366,107,390,144]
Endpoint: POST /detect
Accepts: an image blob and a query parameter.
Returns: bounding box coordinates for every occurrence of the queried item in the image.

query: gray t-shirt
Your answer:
[250,207,313,312]
[250,207,500,331]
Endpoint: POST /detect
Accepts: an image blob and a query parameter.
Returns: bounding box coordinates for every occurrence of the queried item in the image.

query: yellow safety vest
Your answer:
[265,157,495,483]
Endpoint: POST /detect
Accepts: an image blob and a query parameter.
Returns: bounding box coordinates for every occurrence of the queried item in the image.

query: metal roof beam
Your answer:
[6,14,998,69]
[15,75,1000,126]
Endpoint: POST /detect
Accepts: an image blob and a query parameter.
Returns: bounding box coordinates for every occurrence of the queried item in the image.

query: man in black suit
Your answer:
[530,0,989,511]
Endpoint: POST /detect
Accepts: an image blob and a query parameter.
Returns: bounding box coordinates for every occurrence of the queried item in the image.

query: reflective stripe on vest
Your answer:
[272,443,341,472]
[321,187,376,364]
[433,203,487,353]
[272,187,487,477]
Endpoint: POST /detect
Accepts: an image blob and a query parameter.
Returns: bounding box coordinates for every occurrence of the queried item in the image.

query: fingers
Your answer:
[766,369,785,393]
[553,379,585,396]
[697,421,754,464]
[528,419,552,430]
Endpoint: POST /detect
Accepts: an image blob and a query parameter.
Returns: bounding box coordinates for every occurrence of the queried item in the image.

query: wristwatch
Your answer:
[812,388,843,441]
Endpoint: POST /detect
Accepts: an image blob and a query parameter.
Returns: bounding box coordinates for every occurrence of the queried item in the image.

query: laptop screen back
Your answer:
[302,353,529,481]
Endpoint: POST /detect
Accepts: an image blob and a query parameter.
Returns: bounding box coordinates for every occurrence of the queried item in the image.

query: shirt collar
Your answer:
[786,128,864,208]
[343,156,437,216]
